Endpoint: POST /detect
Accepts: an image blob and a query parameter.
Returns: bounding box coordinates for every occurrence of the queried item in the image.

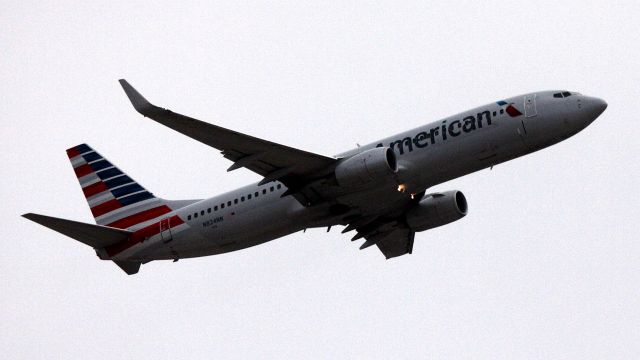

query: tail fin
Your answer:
[66,143,174,230]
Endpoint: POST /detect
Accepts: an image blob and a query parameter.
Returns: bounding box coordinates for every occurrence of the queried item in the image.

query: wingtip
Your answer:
[22,213,42,223]
[118,79,154,114]
[22,213,45,222]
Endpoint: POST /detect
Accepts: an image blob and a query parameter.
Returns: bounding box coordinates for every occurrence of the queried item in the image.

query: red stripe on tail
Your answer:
[91,199,122,217]
[67,148,81,158]
[105,215,185,257]
[74,164,93,178]
[106,205,172,229]
[82,182,108,198]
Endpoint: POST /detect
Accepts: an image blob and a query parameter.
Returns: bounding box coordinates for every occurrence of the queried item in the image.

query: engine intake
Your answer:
[335,147,398,187]
[406,190,468,232]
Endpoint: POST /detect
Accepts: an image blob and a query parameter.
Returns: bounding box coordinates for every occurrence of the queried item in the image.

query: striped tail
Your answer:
[66,143,175,230]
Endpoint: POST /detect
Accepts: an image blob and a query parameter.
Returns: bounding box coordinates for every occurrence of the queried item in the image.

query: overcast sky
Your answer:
[2,1,639,358]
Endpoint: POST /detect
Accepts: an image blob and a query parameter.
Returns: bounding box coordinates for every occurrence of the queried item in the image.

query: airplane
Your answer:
[23,81,607,274]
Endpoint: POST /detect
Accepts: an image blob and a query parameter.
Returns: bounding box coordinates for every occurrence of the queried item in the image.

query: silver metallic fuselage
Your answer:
[118,91,606,261]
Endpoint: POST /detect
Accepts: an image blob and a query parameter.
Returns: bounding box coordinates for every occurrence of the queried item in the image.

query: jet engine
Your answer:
[406,190,468,232]
[334,147,398,188]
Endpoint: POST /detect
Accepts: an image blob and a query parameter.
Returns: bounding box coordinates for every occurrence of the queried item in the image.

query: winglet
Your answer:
[118,79,156,115]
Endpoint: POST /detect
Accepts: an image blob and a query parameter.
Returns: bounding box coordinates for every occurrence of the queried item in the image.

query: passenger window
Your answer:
[227,201,231,206]
[200,210,205,216]
[255,191,259,197]
[270,186,274,192]
[221,204,225,209]
[500,109,504,114]
[263,189,267,194]
[188,215,192,220]
[248,194,252,199]
[234,199,238,204]
[277,184,282,189]
[241,196,245,202]
[214,206,218,211]
[194,213,198,218]
[207,208,211,213]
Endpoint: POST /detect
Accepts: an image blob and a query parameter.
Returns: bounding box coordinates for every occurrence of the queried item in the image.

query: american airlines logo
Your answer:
[377,111,491,155]
[378,102,523,155]
[496,100,523,117]
[376,110,488,155]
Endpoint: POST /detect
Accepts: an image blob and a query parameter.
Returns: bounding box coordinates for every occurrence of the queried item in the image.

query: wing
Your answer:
[119,80,338,203]
[346,218,415,259]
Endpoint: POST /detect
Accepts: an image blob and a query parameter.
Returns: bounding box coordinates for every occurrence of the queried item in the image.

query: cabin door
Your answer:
[524,94,537,117]
[159,217,173,243]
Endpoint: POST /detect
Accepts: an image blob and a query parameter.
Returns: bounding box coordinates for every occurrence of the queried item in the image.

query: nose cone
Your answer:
[586,96,608,119]
[564,95,607,135]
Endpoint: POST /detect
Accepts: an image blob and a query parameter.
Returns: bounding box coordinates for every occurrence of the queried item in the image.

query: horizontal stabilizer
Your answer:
[22,213,132,248]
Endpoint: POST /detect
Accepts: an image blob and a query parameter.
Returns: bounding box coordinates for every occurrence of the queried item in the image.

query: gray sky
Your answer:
[2,1,639,358]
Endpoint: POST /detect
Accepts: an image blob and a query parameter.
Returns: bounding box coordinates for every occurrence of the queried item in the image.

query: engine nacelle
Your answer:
[335,147,398,188]
[406,190,468,232]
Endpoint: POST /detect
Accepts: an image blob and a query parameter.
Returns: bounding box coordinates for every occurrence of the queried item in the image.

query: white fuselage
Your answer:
[115,91,605,261]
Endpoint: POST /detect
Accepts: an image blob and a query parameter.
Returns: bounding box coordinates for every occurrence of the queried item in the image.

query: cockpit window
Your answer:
[553,91,575,98]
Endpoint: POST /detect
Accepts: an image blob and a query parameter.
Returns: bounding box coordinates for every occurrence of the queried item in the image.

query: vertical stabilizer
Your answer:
[66,143,175,230]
